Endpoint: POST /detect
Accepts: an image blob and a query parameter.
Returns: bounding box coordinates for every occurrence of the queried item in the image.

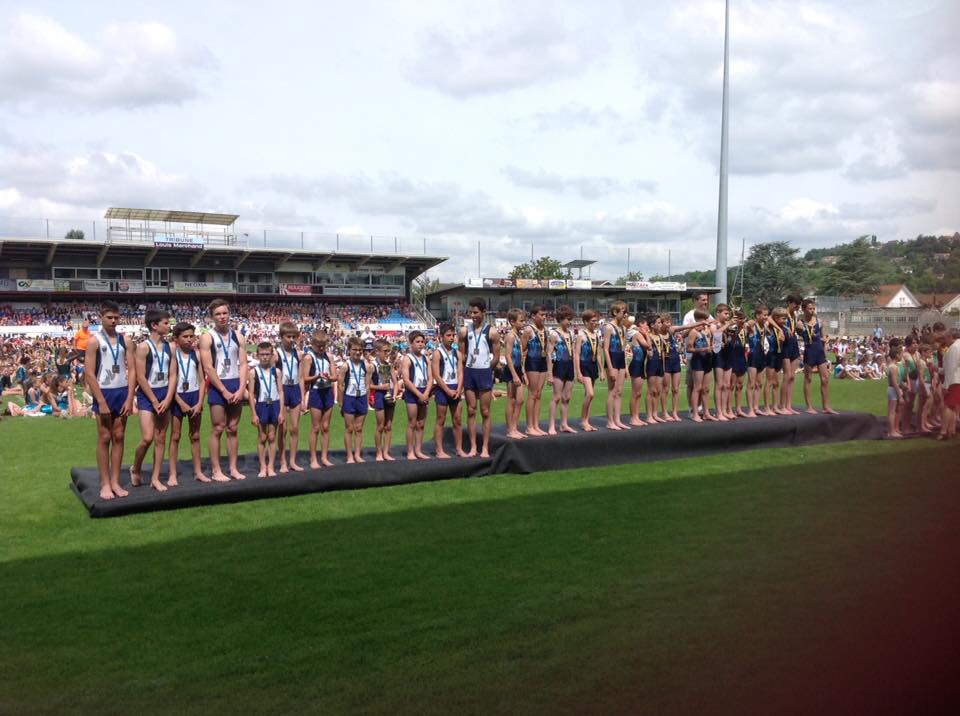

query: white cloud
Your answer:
[502,166,656,198]
[0,12,215,110]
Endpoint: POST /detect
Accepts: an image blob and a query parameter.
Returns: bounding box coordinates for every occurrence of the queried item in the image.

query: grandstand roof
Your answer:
[105,207,239,226]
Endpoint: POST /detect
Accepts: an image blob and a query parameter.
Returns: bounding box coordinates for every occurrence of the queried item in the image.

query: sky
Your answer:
[0,0,957,282]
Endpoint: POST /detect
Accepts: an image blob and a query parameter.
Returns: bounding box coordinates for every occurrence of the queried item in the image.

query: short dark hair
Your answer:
[257,341,273,351]
[785,294,802,305]
[172,322,195,338]
[439,323,455,336]
[556,305,574,321]
[279,321,299,336]
[101,300,120,315]
[581,309,598,322]
[408,330,424,343]
[208,298,229,316]
[346,336,362,350]
[801,298,816,310]
[693,292,709,302]
[507,308,524,323]
[468,298,486,312]
[145,308,171,330]
[531,304,547,315]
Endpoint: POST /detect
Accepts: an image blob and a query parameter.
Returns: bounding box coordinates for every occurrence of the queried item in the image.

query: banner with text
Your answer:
[625,280,687,292]
[154,234,205,249]
[172,281,235,293]
[566,279,591,290]
[117,279,145,293]
[280,283,313,295]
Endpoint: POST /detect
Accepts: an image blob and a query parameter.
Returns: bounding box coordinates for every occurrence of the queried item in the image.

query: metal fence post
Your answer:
[45,218,49,239]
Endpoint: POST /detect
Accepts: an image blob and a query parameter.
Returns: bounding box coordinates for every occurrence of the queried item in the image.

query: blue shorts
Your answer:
[434,383,460,406]
[730,351,747,377]
[552,359,574,382]
[524,355,548,373]
[628,359,646,379]
[579,359,599,381]
[714,348,731,371]
[172,390,200,418]
[341,393,368,416]
[93,387,129,418]
[608,351,626,371]
[507,362,525,384]
[403,387,429,405]
[255,400,280,426]
[747,349,766,371]
[308,386,334,412]
[784,335,801,361]
[765,352,784,372]
[136,385,169,413]
[689,353,712,373]
[464,367,493,393]
[208,377,241,407]
[282,384,302,409]
[665,355,682,374]
[646,355,664,378]
[372,390,386,411]
[803,343,827,368]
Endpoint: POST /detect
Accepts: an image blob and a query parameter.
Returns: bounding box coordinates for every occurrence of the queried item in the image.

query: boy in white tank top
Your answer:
[131,308,176,492]
[84,301,137,501]
[248,341,285,477]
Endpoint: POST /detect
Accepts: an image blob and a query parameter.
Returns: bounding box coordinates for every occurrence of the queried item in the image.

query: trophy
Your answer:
[379,361,395,403]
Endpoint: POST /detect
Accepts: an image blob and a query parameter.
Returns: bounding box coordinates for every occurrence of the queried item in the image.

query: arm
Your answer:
[248,372,259,424]
[573,335,583,381]
[300,352,317,389]
[276,368,285,422]
[546,330,557,380]
[163,352,177,410]
[235,337,248,404]
[124,339,137,415]
[199,333,228,396]
[135,343,159,409]
[400,355,416,393]
[84,337,108,412]
[419,357,433,402]
[488,326,501,372]
[505,333,522,384]
[602,325,613,365]
[337,362,348,403]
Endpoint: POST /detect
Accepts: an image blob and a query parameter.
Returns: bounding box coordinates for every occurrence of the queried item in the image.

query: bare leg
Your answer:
[465,390,479,456]
[110,418,129,497]
[208,403,229,480]
[225,404,245,479]
[479,391,493,457]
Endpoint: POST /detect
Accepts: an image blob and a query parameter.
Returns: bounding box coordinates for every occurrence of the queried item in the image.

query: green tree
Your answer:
[616,271,645,284]
[411,274,441,305]
[741,241,806,308]
[509,256,570,280]
[819,237,889,295]
[64,229,85,240]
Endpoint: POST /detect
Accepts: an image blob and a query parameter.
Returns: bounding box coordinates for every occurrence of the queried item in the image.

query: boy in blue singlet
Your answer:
[371,338,400,461]
[302,331,336,468]
[686,310,716,422]
[547,305,577,434]
[504,308,527,440]
[131,308,175,492]
[765,308,790,416]
[459,298,501,458]
[199,299,248,481]
[780,295,803,416]
[627,315,652,426]
[603,301,631,430]
[276,321,305,473]
[248,341,285,477]
[401,330,433,460]
[574,309,604,432]
[431,323,465,458]
[85,301,136,501]
[338,336,376,464]
[799,298,837,415]
[521,305,549,436]
[168,322,208,485]
[728,310,749,417]
[745,305,769,417]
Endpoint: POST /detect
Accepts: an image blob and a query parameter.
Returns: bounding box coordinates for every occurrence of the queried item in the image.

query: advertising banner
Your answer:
[482,278,516,288]
[464,277,484,288]
[173,281,235,293]
[83,279,111,292]
[624,281,648,291]
[514,278,542,289]
[279,283,312,295]
[154,234,205,249]
[16,279,55,292]
[117,279,145,293]
[566,279,591,290]
[0,278,16,291]
[548,279,567,290]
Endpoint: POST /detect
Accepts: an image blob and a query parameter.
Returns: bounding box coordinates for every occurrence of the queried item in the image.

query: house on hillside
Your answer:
[874,284,921,309]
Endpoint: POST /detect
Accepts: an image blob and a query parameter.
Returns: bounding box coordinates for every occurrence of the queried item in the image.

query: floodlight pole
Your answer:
[715,0,730,303]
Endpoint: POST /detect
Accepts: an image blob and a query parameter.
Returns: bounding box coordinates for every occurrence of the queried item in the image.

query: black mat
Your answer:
[71,410,885,518]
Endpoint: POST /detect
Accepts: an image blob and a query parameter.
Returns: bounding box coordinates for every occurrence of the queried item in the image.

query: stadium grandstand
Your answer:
[0,206,446,336]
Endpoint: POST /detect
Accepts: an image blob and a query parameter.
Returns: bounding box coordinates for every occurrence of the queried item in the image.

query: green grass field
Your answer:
[2,379,958,714]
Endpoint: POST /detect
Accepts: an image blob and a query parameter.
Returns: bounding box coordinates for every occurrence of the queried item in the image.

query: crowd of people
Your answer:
[3,295,959,500]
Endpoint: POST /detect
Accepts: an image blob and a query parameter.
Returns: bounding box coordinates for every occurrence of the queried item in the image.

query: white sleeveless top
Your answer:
[344,359,367,397]
[306,349,332,389]
[95,331,128,390]
[278,347,299,385]
[255,366,280,403]
[144,337,171,389]
[409,353,429,389]
[436,345,458,384]
[465,323,491,369]
[175,349,201,394]
[211,328,241,380]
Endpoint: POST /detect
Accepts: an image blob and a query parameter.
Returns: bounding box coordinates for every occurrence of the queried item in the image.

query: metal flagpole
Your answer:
[715,0,730,303]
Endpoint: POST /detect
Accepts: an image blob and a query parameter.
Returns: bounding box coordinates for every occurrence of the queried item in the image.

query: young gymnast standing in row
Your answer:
[574,309,604,432]
[547,305,577,434]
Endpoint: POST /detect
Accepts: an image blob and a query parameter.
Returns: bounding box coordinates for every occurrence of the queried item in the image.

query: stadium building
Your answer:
[0,207,446,332]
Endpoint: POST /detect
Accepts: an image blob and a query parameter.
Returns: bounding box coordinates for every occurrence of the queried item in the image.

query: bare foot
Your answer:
[456,450,469,458]
[195,473,211,483]
[560,425,577,433]
[824,408,839,415]
[744,411,757,418]
[290,463,304,472]
[547,427,557,435]
[309,461,322,470]
[383,453,396,461]
[406,453,417,461]
[267,468,277,477]
[258,470,267,478]
[480,450,490,458]
[230,469,246,480]
[436,452,450,459]
[704,413,718,421]
[736,409,749,418]
[506,430,525,439]
[129,467,142,487]
[671,414,681,421]
[99,486,115,500]
[617,422,631,430]
[166,477,179,488]
[376,454,385,462]
[415,452,430,460]
[111,483,129,498]
[606,423,622,431]
[691,415,703,423]
[321,458,334,467]
[775,408,790,416]
[279,465,289,474]
[466,449,478,458]
[346,458,356,464]
[582,422,597,432]
[805,408,817,415]
[150,480,167,492]
[210,472,230,482]
[355,456,365,463]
